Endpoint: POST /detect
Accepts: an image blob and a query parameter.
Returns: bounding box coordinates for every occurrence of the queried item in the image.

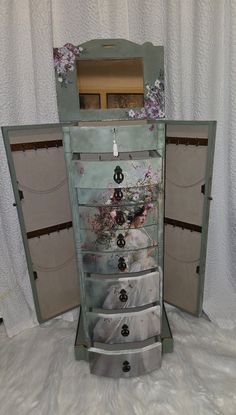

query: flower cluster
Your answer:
[53,43,83,86]
[128,79,165,120]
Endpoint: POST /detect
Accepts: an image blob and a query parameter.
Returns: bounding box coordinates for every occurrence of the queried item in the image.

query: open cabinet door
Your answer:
[3,124,80,322]
[164,121,216,316]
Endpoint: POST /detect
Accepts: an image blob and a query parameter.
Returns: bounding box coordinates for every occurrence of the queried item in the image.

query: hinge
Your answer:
[19,189,24,201]
[201,184,205,195]
[33,271,38,280]
[196,265,200,274]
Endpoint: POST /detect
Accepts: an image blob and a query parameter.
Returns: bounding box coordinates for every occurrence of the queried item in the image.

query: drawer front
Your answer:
[85,271,160,310]
[87,305,161,344]
[89,342,162,378]
[77,185,159,206]
[74,158,162,189]
[80,225,158,252]
[79,204,158,232]
[82,247,158,274]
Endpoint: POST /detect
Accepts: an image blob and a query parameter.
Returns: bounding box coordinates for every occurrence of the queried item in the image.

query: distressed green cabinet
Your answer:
[2,39,216,379]
[63,122,165,377]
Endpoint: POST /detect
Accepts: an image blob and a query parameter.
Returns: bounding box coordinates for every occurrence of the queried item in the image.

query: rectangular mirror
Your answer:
[77,59,144,109]
[55,39,164,122]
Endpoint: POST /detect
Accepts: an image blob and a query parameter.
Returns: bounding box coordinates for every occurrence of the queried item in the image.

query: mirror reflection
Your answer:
[77,59,144,110]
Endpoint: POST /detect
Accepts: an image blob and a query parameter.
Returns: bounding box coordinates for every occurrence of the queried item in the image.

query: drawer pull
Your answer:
[115,211,125,225]
[119,289,128,302]
[122,361,131,372]
[118,257,127,271]
[113,188,123,201]
[113,166,124,184]
[117,233,126,248]
[121,324,130,337]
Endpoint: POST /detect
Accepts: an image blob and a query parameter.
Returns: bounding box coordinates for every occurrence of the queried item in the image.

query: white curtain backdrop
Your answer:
[0,0,235,336]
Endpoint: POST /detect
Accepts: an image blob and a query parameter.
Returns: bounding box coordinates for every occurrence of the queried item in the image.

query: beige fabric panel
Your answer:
[166,124,208,138]
[8,126,62,144]
[8,126,80,320]
[29,229,79,321]
[164,226,201,314]
[165,145,207,225]
[12,146,71,231]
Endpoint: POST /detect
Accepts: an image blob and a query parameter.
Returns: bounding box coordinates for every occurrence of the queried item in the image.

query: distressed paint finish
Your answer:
[63,122,165,375]
[56,39,164,122]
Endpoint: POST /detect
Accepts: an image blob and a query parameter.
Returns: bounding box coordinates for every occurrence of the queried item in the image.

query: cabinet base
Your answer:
[74,304,173,361]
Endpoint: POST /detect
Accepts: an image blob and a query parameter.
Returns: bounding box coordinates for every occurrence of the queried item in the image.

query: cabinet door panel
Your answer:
[3,125,80,323]
[164,122,216,316]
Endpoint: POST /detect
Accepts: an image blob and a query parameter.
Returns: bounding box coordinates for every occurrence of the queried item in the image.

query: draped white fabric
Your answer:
[0,0,235,335]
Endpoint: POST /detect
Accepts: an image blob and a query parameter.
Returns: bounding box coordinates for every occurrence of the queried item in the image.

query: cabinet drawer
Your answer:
[80,225,158,252]
[89,341,162,378]
[85,271,160,309]
[74,157,162,189]
[79,204,158,231]
[87,305,161,344]
[77,185,159,206]
[82,247,158,274]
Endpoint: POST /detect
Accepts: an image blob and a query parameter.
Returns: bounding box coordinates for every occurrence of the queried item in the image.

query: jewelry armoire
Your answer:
[2,39,216,378]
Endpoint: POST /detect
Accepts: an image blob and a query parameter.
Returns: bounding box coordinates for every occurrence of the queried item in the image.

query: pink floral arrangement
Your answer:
[128,80,165,120]
[53,43,83,86]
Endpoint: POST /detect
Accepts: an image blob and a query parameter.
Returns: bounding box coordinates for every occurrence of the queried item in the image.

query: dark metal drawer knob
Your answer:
[113,188,123,201]
[115,211,125,225]
[119,289,128,302]
[113,166,124,184]
[121,324,130,337]
[117,233,126,248]
[122,361,131,372]
[118,257,127,271]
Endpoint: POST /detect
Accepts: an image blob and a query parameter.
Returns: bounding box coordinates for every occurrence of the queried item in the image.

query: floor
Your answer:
[0,306,236,415]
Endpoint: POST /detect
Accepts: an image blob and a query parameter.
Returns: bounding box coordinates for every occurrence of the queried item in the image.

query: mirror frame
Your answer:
[55,39,164,122]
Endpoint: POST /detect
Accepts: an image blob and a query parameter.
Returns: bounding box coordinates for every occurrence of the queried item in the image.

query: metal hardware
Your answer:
[113,188,123,201]
[164,217,202,233]
[113,166,124,184]
[27,221,73,239]
[121,324,130,337]
[166,137,208,146]
[33,271,38,280]
[19,189,24,201]
[201,184,205,194]
[117,234,126,248]
[122,361,131,372]
[119,289,128,302]
[10,139,63,152]
[118,257,127,271]
[115,211,125,226]
[196,265,200,274]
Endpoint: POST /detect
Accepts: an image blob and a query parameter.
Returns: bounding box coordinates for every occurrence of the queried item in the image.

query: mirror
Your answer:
[55,39,164,122]
[77,58,144,109]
